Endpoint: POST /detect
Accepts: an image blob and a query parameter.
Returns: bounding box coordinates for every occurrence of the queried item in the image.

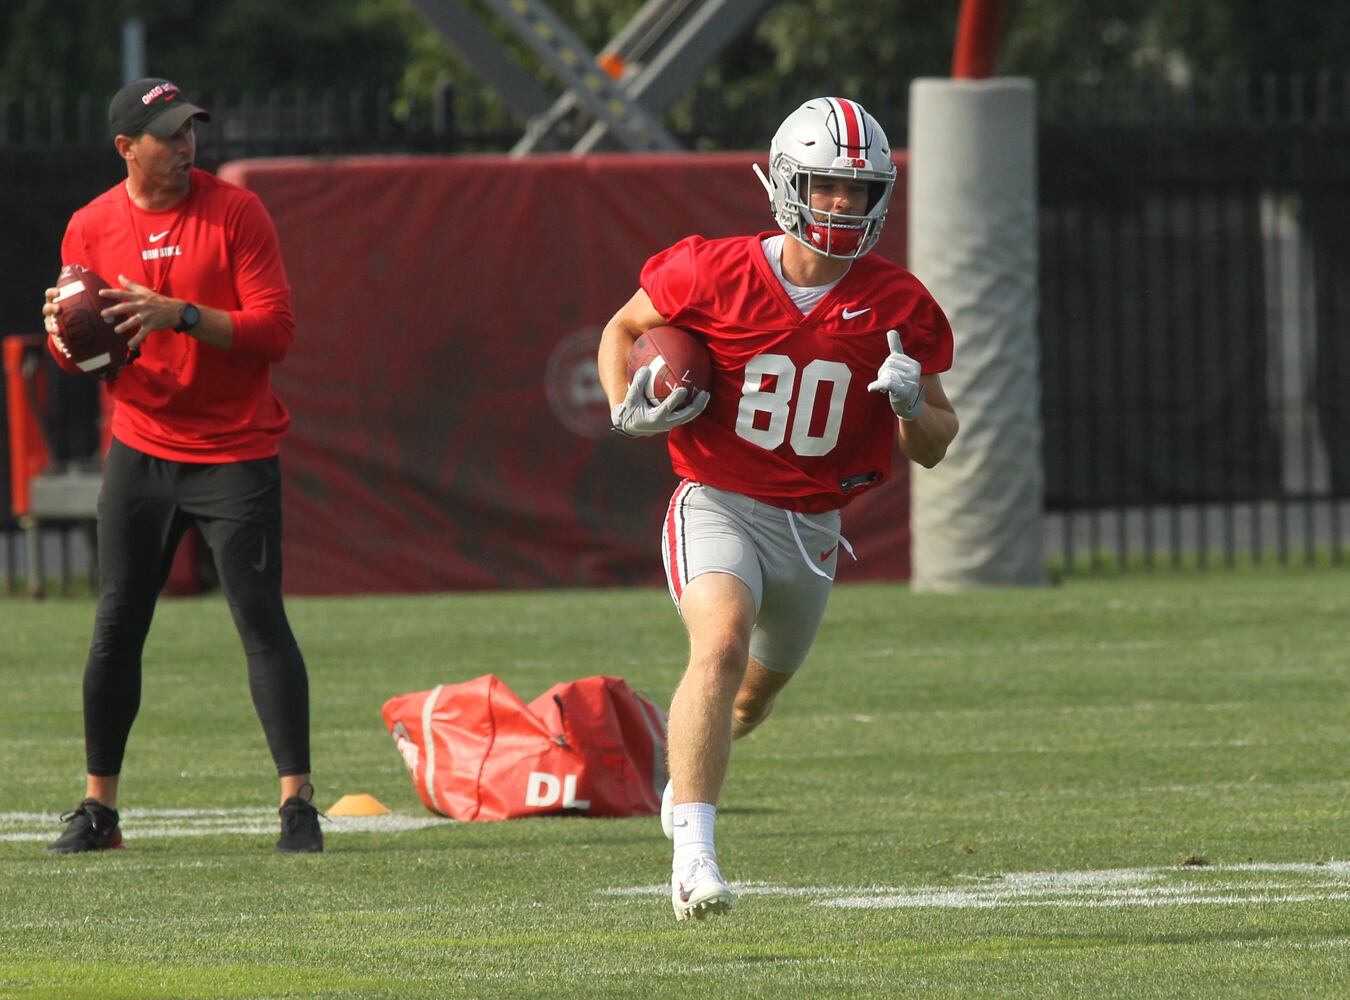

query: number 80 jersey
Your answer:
[641,233,954,513]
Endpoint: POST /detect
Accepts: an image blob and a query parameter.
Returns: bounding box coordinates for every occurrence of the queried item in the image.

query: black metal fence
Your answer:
[3,74,1349,584]
[1035,75,1350,571]
[0,84,514,156]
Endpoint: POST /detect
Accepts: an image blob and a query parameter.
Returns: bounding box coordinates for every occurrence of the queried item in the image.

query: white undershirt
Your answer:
[760,234,844,316]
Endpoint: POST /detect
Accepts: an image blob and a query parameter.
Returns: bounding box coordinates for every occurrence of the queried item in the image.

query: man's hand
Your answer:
[44,287,73,361]
[610,365,709,438]
[42,287,60,336]
[867,328,924,420]
[99,274,183,349]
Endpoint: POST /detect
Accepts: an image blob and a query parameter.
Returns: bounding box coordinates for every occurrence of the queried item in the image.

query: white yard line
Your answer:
[600,862,1350,910]
[818,889,1350,909]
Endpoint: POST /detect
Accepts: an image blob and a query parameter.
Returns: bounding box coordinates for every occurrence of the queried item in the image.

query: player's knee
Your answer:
[734,712,766,739]
[690,638,751,683]
[687,619,751,670]
[732,690,776,735]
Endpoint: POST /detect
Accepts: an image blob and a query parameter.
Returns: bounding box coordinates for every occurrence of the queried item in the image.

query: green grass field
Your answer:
[2,567,1348,999]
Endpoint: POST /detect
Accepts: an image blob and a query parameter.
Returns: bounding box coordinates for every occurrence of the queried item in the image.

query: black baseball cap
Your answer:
[108,77,211,139]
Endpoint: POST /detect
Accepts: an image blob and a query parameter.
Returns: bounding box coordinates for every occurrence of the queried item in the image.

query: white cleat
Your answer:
[660,779,674,840]
[671,855,734,921]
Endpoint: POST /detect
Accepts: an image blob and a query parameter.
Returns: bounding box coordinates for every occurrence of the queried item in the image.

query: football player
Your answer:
[599,97,959,920]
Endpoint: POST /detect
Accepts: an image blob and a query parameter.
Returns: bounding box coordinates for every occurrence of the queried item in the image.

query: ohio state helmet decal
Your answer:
[823,97,874,168]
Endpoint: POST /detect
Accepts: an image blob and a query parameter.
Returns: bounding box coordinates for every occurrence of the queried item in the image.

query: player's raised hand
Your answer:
[611,365,710,438]
[867,328,924,420]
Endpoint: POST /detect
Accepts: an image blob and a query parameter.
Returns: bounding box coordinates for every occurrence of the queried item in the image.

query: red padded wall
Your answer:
[218,153,912,594]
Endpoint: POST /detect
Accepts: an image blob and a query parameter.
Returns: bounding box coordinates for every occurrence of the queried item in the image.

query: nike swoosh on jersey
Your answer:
[841,306,871,320]
[819,545,838,562]
[148,230,171,243]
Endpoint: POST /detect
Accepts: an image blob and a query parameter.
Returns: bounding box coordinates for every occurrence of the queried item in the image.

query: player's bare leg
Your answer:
[669,572,754,803]
[666,571,753,919]
[664,656,793,836]
[731,659,794,740]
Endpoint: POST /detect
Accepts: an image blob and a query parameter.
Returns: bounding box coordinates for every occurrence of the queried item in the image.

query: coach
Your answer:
[40,77,321,854]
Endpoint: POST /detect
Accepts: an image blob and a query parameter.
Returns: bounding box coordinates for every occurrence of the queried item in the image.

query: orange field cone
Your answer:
[327,793,391,816]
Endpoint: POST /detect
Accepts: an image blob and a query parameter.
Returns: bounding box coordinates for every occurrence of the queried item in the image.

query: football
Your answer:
[626,326,711,409]
[52,264,127,378]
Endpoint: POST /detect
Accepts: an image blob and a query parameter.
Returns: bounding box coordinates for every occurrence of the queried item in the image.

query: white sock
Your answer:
[672,802,717,870]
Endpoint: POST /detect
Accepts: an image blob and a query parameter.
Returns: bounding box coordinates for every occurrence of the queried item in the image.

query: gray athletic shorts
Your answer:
[660,480,847,674]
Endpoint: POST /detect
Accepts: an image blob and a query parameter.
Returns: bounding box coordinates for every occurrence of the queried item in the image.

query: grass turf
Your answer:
[1,567,1347,998]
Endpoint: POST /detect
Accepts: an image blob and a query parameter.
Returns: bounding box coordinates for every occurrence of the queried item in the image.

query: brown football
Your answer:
[626,326,711,409]
[53,264,127,378]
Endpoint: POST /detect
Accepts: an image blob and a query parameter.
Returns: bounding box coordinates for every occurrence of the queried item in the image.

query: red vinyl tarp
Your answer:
[382,674,668,821]
[218,153,912,594]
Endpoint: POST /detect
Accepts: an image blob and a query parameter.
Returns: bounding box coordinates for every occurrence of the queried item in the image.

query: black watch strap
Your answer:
[174,303,200,332]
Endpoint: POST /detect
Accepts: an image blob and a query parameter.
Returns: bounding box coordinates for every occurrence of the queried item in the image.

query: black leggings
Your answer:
[84,439,311,777]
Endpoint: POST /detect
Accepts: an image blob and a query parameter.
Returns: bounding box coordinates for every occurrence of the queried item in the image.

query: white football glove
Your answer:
[610,364,709,438]
[867,328,924,420]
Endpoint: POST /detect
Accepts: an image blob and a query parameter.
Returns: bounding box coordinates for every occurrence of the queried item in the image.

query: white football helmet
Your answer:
[753,97,896,260]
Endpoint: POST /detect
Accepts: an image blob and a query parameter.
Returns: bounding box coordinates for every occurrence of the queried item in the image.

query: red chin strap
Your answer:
[805,221,865,257]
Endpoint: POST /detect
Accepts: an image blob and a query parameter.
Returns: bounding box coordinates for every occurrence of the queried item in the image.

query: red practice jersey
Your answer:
[642,233,953,512]
[54,168,295,462]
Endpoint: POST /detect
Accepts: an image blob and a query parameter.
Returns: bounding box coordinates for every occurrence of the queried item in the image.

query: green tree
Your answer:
[1002,1,1350,83]
[5,1,1350,120]
[0,0,419,96]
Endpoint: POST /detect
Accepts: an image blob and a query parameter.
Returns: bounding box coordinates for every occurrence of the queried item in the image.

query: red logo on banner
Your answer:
[546,326,613,438]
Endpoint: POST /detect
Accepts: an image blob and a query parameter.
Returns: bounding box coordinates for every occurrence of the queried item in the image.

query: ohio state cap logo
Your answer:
[140,82,181,106]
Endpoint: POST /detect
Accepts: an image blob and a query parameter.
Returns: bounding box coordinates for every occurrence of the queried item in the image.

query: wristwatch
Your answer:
[174,303,201,332]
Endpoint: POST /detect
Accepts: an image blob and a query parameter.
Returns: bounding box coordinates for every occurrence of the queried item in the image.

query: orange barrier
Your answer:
[4,334,50,518]
[4,333,208,596]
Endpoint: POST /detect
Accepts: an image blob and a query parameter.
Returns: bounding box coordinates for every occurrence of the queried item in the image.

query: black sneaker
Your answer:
[276,786,324,853]
[45,798,123,854]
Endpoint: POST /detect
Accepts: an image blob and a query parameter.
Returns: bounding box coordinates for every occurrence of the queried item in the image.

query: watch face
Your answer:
[178,304,199,331]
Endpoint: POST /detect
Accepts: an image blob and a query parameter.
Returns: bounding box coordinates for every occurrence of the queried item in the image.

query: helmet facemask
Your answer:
[785,168,891,259]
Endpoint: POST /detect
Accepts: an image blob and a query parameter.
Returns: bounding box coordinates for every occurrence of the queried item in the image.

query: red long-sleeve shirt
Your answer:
[51,168,294,462]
